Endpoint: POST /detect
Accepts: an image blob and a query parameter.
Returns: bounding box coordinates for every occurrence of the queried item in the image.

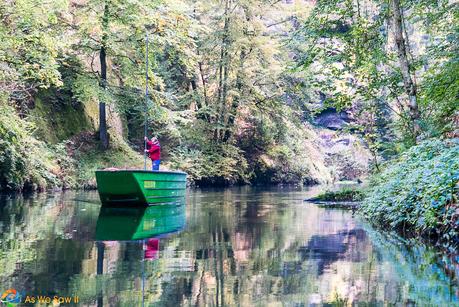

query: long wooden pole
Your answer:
[144,31,149,170]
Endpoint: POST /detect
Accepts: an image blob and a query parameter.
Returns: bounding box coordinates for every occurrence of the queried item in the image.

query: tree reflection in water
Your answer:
[0,187,457,306]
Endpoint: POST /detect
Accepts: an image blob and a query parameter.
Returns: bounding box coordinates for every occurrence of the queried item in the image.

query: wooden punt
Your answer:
[95,170,187,206]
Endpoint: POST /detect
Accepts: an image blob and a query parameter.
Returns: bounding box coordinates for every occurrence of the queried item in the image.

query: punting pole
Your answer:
[143,31,149,171]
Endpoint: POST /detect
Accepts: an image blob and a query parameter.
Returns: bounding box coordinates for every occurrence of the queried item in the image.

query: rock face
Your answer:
[311,106,370,182]
[317,129,371,182]
[314,107,352,131]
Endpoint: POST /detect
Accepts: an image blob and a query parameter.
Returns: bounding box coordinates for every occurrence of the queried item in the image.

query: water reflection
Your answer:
[95,204,186,241]
[298,229,367,275]
[0,187,458,306]
[94,204,186,306]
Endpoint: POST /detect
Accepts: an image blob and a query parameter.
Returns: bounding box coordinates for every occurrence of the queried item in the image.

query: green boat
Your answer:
[95,170,187,206]
[95,203,186,241]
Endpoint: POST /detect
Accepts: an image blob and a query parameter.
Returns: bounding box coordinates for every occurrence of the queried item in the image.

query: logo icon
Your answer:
[1,289,22,306]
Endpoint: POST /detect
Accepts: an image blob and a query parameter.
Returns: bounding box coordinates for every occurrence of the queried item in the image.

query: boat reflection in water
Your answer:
[96,202,185,259]
[94,202,186,306]
[96,203,186,240]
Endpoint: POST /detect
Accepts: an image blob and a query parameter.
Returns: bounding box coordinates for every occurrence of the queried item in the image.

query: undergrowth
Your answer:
[360,139,459,246]
[311,188,365,202]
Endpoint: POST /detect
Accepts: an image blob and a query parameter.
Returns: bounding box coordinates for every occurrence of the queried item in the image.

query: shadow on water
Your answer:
[0,187,458,306]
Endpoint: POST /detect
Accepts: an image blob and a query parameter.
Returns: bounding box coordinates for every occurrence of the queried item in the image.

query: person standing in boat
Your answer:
[145,136,161,171]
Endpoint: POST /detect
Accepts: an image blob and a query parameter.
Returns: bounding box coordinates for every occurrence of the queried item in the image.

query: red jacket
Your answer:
[146,140,161,160]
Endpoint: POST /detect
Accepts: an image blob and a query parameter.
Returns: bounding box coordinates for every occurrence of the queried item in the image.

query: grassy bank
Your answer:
[359,139,459,246]
[308,187,365,202]
[69,133,144,189]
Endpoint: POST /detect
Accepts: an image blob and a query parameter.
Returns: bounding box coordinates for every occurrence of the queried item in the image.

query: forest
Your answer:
[0,0,458,243]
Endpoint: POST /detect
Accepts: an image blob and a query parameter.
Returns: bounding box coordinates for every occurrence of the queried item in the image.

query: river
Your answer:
[0,186,458,306]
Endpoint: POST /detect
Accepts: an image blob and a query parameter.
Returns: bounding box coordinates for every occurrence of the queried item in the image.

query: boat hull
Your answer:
[95,170,187,205]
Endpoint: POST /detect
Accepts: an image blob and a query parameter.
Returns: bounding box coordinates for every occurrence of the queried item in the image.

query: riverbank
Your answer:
[0,96,370,191]
[305,139,459,248]
[0,103,143,192]
[360,140,459,248]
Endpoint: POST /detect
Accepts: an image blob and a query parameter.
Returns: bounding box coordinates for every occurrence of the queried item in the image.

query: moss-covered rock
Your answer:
[29,89,93,144]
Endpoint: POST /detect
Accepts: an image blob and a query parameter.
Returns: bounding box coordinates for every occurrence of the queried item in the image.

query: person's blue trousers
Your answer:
[152,160,161,171]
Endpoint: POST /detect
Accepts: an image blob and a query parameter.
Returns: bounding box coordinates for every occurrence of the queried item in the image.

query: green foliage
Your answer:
[419,59,459,137]
[296,0,458,154]
[0,102,72,190]
[0,122,144,191]
[168,146,205,183]
[72,133,144,189]
[70,0,195,108]
[293,0,406,161]
[415,1,459,139]
[257,143,322,185]
[0,0,456,194]
[312,188,365,202]
[360,139,459,243]
[169,144,250,185]
[0,0,66,91]
[236,108,332,185]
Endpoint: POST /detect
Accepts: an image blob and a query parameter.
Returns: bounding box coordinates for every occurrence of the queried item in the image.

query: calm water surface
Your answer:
[0,186,458,306]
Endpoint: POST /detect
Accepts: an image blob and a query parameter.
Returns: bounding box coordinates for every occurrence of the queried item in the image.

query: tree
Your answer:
[68,0,195,149]
[390,0,420,138]
[99,0,110,149]
[295,0,457,153]
[0,0,66,102]
[186,0,290,143]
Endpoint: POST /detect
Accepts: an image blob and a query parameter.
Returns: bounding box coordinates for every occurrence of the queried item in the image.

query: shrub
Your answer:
[167,146,206,184]
[360,139,459,243]
[246,120,333,185]
[311,188,365,202]
[169,144,250,185]
[0,103,66,191]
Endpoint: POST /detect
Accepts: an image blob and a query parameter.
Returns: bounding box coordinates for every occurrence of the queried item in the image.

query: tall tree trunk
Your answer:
[190,77,207,120]
[222,6,250,142]
[391,0,421,138]
[99,1,109,149]
[198,61,209,107]
[222,50,244,142]
[195,44,210,122]
[215,0,231,141]
[197,62,210,121]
